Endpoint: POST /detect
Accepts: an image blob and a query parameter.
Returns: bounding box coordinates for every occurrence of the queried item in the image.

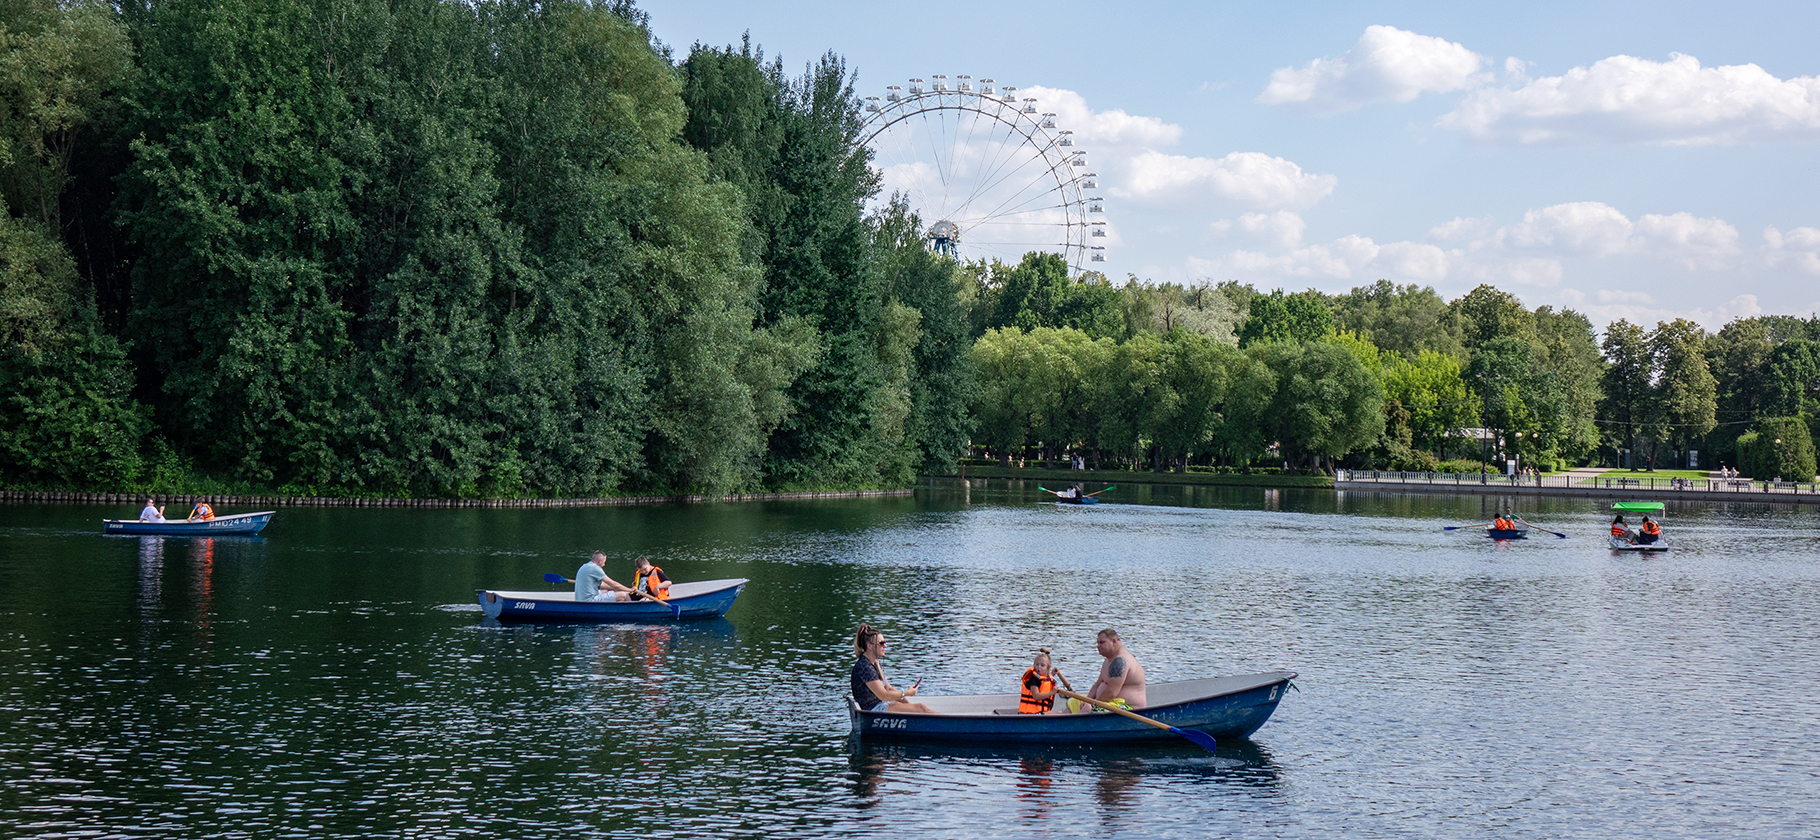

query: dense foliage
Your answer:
[5,0,1813,491]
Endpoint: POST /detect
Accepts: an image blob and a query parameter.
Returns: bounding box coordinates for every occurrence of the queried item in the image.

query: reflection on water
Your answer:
[3,491,1820,839]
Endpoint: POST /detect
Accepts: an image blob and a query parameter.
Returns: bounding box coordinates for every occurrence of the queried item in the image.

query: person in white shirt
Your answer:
[138,498,165,522]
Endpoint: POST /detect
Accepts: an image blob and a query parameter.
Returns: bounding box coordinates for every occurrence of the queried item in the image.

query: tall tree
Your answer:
[1237,289,1334,347]
[1599,319,1652,467]
[1649,318,1717,459]
[1332,280,1464,360]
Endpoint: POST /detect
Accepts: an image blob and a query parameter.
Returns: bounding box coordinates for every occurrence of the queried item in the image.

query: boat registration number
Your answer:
[513,602,536,610]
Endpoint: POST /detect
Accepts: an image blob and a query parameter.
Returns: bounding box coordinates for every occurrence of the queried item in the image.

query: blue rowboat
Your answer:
[1055,496,1099,505]
[477,578,748,623]
[849,671,1296,745]
[1487,526,1528,540]
[102,511,275,536]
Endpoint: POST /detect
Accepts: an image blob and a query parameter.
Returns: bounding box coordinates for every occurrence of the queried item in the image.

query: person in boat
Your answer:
[1085,628,1147,710]
[188,501,215,521]
[629,555,671,601]
[138,497,166,522]
[1018,649,1066,714]
[573,551,635,602]
[1610,515,1635,545]
[1637,516,1662,545]
[1055,484,1080,499]
[851,622,935,714]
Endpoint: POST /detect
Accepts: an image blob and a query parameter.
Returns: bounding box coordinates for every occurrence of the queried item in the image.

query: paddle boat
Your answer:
[848,671,1295,745]
[477,578,748,623]
[102,511,275,536]
[1609,502,1671,552]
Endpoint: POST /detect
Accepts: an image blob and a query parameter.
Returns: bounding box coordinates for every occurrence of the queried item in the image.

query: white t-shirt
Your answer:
[139,505,164,522]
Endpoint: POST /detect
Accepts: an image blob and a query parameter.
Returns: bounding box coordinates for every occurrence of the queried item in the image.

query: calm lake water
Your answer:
[2,482,1817,838]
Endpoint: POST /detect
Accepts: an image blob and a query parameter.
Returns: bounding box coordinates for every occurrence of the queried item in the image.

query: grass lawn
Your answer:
[1590,469,1711,481]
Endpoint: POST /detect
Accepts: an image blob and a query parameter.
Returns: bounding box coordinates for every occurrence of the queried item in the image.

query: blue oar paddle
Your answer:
[1442,523,1493,531]
[543,571,683,617]
[1056,688,1218,753]
[1515,517,1569,539]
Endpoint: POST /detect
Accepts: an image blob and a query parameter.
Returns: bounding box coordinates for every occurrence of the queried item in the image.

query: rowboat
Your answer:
[101,511,275,536]
[1054,496,1099,505]
[477,578,748,623]
[1487,526,1528,539]
[1609,501,1670,552]
[848,671,1296,745]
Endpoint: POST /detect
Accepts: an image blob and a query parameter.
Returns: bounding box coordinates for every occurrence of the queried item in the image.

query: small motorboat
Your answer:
[477,578,748,623]
[848,671,1295,745]
[1609,501,1671,552]
[102,511,275,536]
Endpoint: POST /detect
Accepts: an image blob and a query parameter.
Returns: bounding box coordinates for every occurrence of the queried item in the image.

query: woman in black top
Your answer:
[851,623,934,714]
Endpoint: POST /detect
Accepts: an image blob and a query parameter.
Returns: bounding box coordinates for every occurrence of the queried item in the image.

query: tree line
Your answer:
[3,0,1816,495]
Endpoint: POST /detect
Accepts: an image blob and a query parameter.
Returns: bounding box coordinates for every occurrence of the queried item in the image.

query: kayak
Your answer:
[102,511,275,536]
[477,578,747,623]
[848,671,1296,745]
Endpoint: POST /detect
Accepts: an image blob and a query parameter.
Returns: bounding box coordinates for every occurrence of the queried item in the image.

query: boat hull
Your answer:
[1487,527,1528,539]
[1056,496,1099,505]
[477,578,747,623]
[102,511,274,536]
[849,671,1295,745]
[1610,536,1670,551]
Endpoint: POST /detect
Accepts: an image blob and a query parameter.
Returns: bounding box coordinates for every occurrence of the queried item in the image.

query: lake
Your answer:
[2,482,1816,838]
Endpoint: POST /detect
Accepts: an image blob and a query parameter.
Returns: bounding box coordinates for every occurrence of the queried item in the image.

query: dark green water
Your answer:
[3,482,1817,838]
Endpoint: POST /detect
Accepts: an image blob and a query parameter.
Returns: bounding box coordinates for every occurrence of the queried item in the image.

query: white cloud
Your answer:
[1021,86,1183,148]
[1439,53,1820,146]
[1116,150,1337,208]
[1765,226,1820,275]
[1428,216,1495,241]
[1378,241,1450,281]
[1500,202,1635,257]
[1597,289,1654,305]
[1568,293,1764,332]
[1258,25,1488,113]
[1236,211,1307,249]
[1636,213,1740,269]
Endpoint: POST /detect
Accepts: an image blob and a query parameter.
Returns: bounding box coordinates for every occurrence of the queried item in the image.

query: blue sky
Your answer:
[640,0,1820,332]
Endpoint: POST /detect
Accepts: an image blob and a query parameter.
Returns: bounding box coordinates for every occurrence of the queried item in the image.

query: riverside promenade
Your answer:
[1337,467,1820,506]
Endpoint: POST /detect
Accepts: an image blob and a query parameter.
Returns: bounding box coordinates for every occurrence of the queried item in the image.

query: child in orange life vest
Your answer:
[1019,649,1065,714]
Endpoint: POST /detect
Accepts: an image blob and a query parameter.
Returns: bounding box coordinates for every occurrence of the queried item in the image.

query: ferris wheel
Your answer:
[861,75,1107,271]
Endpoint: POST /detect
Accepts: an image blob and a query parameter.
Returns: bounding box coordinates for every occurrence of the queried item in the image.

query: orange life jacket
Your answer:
[1611,523,1628,536]
[634,565,670,599]
[1494,517,1512,530]
[1019,668,1055,714]
[193,503,215,521]
[1641,520,1661,536]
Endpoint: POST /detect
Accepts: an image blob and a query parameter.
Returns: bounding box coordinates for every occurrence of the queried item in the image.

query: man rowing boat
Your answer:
[1086,628,1146,710]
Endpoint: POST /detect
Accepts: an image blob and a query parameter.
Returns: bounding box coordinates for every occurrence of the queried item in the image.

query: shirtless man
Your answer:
[1088,628,1147,709]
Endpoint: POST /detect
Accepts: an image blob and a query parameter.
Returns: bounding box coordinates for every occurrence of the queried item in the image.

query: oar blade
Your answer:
[1170,726,1219,753]
[543,572,566,584]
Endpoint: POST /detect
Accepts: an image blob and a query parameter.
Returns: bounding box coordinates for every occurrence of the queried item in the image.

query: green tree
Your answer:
[1237,288,1334,347]
[1599,319,1652,467]
[1246,340,1384,472]
[1332,280,1464,360]
[868,196,977,474]
[1143,330,1235,471]
[1736,417,1817,481]
[1649,318,1717,457]
[1452,284,1537,349]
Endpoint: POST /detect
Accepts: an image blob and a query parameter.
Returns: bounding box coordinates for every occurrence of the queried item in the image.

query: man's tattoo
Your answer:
[1109,656,1126,678]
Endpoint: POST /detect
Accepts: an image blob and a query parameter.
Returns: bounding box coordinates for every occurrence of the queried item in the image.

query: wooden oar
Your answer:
[1514,517,1568,539]
[1055,688,1218,753]
[1085,485,1115,497]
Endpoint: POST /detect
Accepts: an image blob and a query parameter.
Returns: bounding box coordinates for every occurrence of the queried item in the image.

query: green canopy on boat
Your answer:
[1611,502,1665,513]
